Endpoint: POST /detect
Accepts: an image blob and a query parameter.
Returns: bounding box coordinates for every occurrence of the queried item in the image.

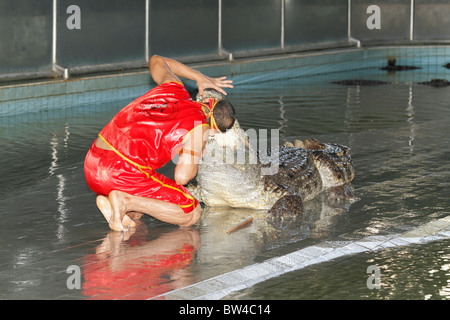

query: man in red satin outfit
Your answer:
[84,55,235,231]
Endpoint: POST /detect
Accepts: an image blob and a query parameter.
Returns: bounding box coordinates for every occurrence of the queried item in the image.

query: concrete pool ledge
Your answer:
[150,215,450,300]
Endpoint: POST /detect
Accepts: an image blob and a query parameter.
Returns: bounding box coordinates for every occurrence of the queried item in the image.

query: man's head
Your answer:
[197,89,236,133]
[211,99,236,133]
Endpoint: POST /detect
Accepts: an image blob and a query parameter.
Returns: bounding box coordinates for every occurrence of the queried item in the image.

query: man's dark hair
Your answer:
[212,100,236,132]
[197,88,236,132]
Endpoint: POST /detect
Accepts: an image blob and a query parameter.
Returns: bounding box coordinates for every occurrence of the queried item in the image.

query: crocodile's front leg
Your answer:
[267,194,303,218]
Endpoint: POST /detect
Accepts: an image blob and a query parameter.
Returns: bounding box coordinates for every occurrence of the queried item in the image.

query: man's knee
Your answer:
[180,205,201,227]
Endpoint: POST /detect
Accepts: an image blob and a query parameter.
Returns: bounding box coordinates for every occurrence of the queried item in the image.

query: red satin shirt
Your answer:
[99,81,208,170]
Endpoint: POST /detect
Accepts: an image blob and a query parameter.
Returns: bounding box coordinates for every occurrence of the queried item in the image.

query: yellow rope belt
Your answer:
[200,99,221,132]
[98,134,195,209]
[98,133,154,178]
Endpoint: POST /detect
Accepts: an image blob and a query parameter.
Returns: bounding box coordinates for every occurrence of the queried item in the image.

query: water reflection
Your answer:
[277,96,288,136]
[197,190,355,263]
[438,251,450,299]
[81,225,200,300]
[49,123,71,243]
[406,85,415,152]
[364,241,450,300]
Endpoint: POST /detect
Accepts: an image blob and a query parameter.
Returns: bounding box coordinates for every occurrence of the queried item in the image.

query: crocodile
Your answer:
[419,79,450,87]
[380,58,421,72]
[186,111,358,217]
[332,79,390,86]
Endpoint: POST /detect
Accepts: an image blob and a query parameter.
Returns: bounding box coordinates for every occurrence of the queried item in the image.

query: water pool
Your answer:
[0,60,449,300]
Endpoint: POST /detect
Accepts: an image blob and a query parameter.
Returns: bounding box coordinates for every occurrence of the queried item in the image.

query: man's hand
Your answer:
[196,75,234,97]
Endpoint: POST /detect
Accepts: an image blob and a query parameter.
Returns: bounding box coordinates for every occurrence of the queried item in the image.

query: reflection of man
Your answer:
[84,55,235,231]
[82,227,201,299]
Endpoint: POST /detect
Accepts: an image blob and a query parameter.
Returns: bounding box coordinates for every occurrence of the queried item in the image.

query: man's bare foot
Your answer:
[96,195,136,231]
[108,190,141,232]
[108,191,125,231]
[96,195,112,222]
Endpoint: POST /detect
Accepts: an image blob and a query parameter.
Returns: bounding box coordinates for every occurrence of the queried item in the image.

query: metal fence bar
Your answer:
[410,0,414,41]
[145,0,149,62]
[218,0,222,51]
[52,0,69,79]
[347,0,351,41]
[281,0,285,50]
[218,0,223,54]
[348,0,361,48]
[218,0,232,61]
[52,0,57,67]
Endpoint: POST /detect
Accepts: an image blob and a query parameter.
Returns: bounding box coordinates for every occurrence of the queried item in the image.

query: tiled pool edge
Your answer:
[150,215,450,300]
[1,45,449,117]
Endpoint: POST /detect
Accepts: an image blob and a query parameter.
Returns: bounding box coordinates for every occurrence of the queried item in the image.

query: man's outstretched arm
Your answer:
[149,55,233,96]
